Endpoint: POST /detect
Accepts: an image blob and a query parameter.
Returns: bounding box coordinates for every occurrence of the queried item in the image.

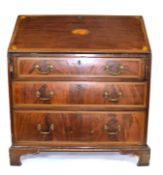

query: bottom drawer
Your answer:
[13,111,146,146]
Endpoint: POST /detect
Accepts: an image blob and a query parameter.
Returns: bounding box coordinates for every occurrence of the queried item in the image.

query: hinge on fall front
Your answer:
[145,64,149,80]
[9,60,14,78]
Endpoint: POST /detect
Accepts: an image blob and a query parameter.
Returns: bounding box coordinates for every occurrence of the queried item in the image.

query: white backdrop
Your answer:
[0,0,162,175]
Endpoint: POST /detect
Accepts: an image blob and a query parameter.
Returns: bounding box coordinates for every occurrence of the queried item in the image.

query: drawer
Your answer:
[12,82,148,108]
[13,57,146,80]
[13,111,146,146]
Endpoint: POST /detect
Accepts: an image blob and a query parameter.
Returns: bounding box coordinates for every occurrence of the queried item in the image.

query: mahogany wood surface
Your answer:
[13,111,146,145]
[14,57,146,80]
[9,15,150,53]
[8,15,151,166]
[9,145,150,166]
[12,82,147,107]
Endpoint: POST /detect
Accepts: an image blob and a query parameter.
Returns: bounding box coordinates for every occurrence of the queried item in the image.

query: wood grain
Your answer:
[13,111,146,145]
[13,57,146,80]
[9,145,150,166]
[8,15,151,166]
[12,82,148,107]
[8,15,150,53]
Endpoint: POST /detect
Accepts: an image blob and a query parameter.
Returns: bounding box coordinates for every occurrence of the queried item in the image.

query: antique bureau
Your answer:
[8,15,151,166]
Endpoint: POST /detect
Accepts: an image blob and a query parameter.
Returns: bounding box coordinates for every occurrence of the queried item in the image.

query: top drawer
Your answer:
[12,57,146,80]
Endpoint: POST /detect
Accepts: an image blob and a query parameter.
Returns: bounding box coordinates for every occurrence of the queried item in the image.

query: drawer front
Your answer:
[12,82,147,108]
[14,57,146,80]
[13,111,146,145]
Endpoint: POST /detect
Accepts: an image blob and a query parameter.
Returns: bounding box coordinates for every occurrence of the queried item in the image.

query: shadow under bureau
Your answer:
[8,15,151,166]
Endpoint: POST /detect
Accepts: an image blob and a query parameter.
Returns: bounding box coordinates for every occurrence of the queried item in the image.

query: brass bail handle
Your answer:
[37,123,54,135]
[34,64,54,74]
[103,91,123,102]
[104,64,124,76]
[103,91,122,102]
[104,124,121,136]
[36,90,54,101]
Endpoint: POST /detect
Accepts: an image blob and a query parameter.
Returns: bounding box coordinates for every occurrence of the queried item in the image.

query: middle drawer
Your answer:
[12,82,147,108]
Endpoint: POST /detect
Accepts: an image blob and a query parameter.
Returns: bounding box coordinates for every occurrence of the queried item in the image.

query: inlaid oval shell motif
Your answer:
[72,28,90,36]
